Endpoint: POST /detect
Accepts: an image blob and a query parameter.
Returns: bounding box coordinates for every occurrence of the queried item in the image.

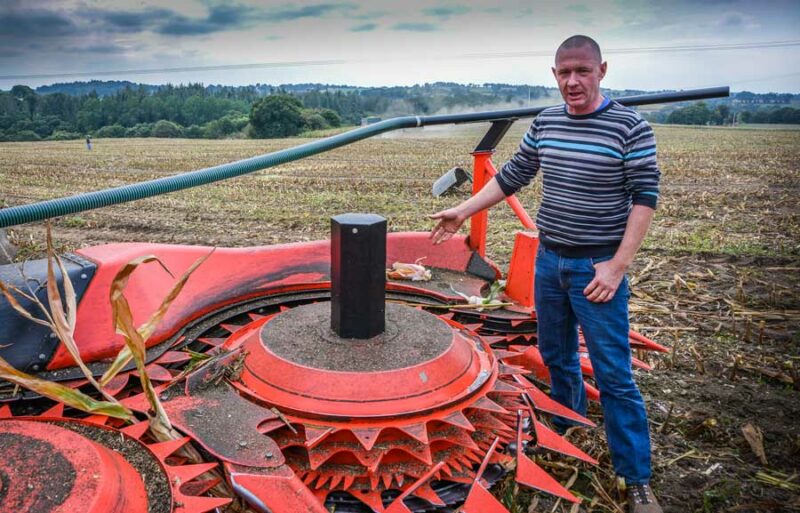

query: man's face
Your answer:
[552,45,607,115]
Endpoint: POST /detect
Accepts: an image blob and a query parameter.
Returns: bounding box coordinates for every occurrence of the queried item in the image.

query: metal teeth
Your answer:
[530,416,598,465]
[441,410,475,432]
[1,410,229,513]
[396,422,429,444]
[40,402,65,417]
[196,337,226,347]
[163,296,666,512]
[219,323,245,334]
[304,425,335,448]
[269,393,529,510]
[351,427,382,451]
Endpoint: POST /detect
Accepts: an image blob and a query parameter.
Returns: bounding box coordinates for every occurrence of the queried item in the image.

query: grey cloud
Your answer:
[88,3,351,37]
[422,6,470,18]
[265,4,354,22]
[392,22,438,32]
[2,3,358,43]
[156,4,256,35]
[62,43,129,54]
[720,12,745,27]
[0,47,23,59]
[352,10,389,20]
[0,8,77,38]
[567,4,591,13]
[350,23,378,32]
[97,9,174,32]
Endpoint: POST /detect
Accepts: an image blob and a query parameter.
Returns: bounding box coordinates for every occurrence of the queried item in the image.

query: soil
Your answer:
[262,302,452,372]
[49,420,172,513]
[0,432,75,513]
[166,380,285,468]
[2,129,798,512]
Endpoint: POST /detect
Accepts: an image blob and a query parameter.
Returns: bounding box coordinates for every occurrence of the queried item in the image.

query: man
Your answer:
[430,35,662,513]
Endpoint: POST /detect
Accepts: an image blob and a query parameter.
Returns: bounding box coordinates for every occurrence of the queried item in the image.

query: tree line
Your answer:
[1,82,797,141]
[645,101,800,126]
[0,81,553,141]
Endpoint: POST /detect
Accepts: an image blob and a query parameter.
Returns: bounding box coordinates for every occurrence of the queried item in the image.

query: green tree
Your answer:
[77,98,104,132]
[203,114,248,138]
[47,130,82,141]
[317,108,341,127]
[184,125,204,138]
[10,85,37,121]
[716,104,730,125]
[8,130,41,141]
[249,94,305,138]
[666,102,711,125]
[125,123,153,137]
[95,124,127,138]
[301,110,330,131]
[151,120,183,138]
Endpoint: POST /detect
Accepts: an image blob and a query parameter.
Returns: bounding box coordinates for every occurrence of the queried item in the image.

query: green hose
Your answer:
[0,86,729,228]
[0,116,418,228]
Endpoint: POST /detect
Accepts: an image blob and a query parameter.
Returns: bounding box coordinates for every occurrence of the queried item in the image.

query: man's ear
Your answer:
[599,61,607,80]
[551,66,557,79]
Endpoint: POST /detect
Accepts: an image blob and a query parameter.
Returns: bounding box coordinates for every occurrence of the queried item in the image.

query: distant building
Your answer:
[361,117,381,126]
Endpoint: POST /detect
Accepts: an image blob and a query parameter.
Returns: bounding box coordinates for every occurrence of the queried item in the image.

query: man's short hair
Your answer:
[556,35,602,63]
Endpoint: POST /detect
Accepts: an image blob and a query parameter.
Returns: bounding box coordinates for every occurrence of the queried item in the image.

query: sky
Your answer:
[1,0,799,93]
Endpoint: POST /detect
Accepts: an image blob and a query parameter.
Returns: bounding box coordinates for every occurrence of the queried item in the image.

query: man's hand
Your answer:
[583,259,626,303]
[428,177,508,245]
[584,205,655,303]
[429,208,465,245]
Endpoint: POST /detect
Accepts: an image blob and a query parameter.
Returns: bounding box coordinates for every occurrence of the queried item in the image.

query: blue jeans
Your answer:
[534,245,651,484]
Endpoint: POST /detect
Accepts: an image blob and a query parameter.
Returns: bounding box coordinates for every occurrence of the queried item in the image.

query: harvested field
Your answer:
[1,124,799,512]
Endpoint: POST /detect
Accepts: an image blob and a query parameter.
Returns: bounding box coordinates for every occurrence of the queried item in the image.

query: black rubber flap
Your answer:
[0,254,96,372]
[466,251,499,281]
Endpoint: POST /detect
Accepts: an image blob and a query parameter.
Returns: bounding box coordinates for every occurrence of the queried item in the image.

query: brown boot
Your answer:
[627,484,663,513]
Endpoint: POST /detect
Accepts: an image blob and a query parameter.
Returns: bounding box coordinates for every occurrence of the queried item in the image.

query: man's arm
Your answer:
[430,120,541,245]
[429,177,506,245]
[583,205,654,303]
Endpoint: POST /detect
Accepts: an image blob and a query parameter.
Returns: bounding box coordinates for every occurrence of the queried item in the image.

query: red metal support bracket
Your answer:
[504,231,539,309]
[468,151,493,256]
[468,151,539,310]
[467,152,536,259]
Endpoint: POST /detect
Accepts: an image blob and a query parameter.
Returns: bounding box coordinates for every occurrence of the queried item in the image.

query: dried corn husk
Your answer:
[387,258,432,281]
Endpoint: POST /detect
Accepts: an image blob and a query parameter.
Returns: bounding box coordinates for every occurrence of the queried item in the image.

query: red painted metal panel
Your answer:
[504,231,539,308]
[469,152,492,256]
[49,233,482,370]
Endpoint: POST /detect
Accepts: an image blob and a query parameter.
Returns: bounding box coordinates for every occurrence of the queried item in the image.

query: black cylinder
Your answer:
[330,213,387,339]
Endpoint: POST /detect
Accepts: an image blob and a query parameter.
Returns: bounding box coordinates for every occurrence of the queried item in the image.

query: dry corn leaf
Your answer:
[101,250,213,386]
[0,355,132,420]
[0,280,51,328]
[387,258,431,281]
[43,226,116,402]
[742,422,768,465]
[110,256,175,438]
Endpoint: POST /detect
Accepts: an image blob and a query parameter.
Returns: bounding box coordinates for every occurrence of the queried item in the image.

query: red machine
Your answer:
[0,182,665,513]
[0,93,706,511]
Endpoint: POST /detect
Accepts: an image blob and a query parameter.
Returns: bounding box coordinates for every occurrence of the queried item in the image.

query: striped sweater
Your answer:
[496,101,660,256]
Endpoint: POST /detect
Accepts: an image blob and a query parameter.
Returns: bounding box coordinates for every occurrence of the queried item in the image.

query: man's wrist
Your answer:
[453,206,470,224]
[611,255,632,271]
